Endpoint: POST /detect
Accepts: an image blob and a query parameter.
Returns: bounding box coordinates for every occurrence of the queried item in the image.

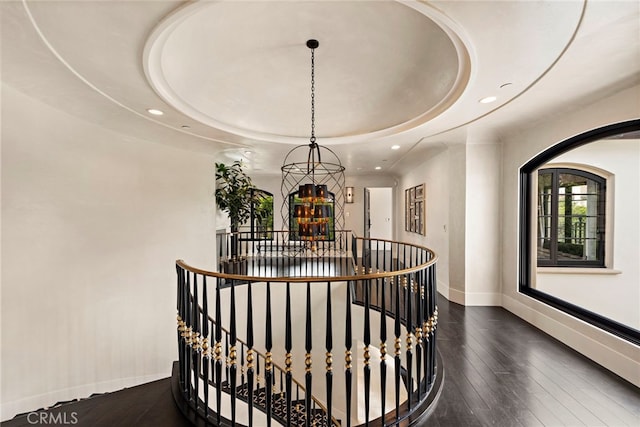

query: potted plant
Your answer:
[215,161,256,273]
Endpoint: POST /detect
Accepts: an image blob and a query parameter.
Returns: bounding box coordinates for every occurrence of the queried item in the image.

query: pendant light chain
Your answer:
[307,40,320,174]
[310,46,316,145]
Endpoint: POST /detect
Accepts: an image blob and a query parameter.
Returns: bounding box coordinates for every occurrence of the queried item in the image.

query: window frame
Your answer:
[519,119,640,346]
[536,167,606,268]
[239,188,274,241]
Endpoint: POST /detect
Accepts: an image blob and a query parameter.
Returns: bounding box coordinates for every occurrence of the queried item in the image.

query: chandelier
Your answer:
[281,39,346,249]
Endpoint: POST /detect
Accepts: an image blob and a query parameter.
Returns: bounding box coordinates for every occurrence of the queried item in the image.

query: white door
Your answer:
[367,187,393,241]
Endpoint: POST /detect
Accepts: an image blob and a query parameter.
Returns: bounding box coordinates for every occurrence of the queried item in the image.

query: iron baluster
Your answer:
[415,271,423,398]
[185,271,192,398]
[345,280,353,427]
[364,276,371,426]
[325,281,333,427]
[214,278,223,426]
[380,273,387,426]
[265,281,274,426]
[304,281,313,427]
[394,272,401,420]
[285,282,293,427]
[193,274,200,412]
[202,277,209,418]
[246,281,255,426]
[229,279,237,425]
[405,272,413,410]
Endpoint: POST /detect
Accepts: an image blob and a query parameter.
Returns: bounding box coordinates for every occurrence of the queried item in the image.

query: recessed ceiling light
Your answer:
[244,150,253,156]
[479,96,497,104]
[147,108,164,116]
[391,145,400,150]
[375,166,382,170]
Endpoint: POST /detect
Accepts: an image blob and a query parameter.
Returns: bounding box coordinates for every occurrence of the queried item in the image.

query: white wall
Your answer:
[1,86,217,419]
[397,147,451,301]
[535,139,640,329]
[395,141,503,306]
[501,84,640,387]
[464,142,502,305]
[447,145,465,303]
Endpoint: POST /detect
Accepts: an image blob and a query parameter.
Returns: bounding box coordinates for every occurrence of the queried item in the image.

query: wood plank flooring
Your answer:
[429,298,639,427]
[3,295,638,426]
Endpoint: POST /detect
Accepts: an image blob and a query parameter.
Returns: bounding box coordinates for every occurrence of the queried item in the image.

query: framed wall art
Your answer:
[405,183,425,235]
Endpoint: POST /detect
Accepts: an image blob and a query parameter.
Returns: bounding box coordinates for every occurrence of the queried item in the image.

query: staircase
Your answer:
[174,232,440,426]
[222,382,337,426]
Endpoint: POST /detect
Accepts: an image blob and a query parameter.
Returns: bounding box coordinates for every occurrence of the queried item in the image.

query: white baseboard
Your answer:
[448,287,466,305]
[437,282,501,306]
[1,372,167,422]
[436,279,450,301]
[463,291,501,306]
[502,293,640,388]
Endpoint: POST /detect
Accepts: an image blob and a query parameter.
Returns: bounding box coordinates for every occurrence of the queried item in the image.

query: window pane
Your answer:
[559,172,587,188]
[556,235,584,260]
[254,192,274,239]
[537,168,605,266]
[240,189,274,240]
[537,172,553,262]
[557,172,603,262]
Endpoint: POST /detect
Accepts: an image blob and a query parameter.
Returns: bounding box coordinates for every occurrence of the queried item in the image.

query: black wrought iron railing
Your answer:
[174,231,439,427]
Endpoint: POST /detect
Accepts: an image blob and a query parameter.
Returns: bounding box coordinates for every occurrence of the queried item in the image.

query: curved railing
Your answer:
[173,231,440,426]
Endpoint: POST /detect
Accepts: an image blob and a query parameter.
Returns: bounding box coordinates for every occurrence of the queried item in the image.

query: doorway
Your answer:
[363,187,393,268]
[364,187,393,240]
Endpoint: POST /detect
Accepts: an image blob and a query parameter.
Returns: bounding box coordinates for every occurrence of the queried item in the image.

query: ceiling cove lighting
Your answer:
[281,40,346,251]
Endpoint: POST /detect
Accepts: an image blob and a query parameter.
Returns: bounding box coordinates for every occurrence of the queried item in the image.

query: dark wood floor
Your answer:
[3,296,638,426]
[429,299,639,427]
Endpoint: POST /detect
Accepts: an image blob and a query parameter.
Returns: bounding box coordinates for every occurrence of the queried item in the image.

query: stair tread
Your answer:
[216,381,338,425]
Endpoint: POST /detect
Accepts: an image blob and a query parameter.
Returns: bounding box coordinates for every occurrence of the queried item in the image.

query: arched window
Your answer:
[239,189,274,240]
[536,168,606,267]
[519,119,640,345]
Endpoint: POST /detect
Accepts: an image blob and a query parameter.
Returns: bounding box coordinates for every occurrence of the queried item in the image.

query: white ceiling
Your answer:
[2,0,639,175]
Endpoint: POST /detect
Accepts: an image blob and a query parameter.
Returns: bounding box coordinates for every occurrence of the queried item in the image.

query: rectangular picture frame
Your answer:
[405,189,411,231]
[405,183,426,235]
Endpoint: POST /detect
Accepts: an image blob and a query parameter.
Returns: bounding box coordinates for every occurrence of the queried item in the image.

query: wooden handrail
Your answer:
[181,233,437,282]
